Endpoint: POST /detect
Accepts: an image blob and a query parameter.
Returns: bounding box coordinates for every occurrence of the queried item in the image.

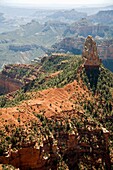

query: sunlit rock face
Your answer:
[82,35,101,68]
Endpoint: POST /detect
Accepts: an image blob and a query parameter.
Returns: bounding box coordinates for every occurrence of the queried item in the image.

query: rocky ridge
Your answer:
[0,79,112,170]
[0,36,113,169]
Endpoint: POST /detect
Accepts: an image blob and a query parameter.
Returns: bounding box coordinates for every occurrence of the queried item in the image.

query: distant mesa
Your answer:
[82,35,101,69]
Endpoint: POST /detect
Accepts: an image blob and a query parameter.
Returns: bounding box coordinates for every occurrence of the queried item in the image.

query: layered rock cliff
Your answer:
[0,64,43,95]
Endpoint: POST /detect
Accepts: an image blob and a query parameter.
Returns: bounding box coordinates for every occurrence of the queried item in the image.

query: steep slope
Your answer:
[89,10,113,24]
[0,35,113,169]
[0,52,113,169]
[0,67,112,169]
[0,63,44,95]
[0,54,82,105]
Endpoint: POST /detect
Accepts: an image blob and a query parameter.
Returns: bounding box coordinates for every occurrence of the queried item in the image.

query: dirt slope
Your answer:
[0,79,91,128]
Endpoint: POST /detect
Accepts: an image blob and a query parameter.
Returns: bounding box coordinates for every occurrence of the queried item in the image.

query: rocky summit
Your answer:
[82,35,101,68]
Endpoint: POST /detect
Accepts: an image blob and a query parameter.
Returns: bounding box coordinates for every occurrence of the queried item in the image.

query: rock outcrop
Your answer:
[82,35,101,68]
[0,115,111,170]
[0,64,43,95]
[0,75,23,95]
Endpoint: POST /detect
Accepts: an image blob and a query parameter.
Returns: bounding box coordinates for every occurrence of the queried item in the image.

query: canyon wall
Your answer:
[0,123,111,170]
[0,75,23,95]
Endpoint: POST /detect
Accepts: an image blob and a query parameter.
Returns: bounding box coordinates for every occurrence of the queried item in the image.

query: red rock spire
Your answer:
[82,35,101,68]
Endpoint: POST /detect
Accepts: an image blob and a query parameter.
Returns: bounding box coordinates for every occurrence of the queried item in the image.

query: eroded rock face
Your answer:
[0,75,23,95]
[0,145,58,170]
[0,64,43,95]
[0,123,111,170]
[0,72,112,169]
[82,35,101,68]
[98,39,113,59]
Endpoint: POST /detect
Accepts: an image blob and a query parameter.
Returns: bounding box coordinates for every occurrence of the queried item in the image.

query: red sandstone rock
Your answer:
[82,35,101,68]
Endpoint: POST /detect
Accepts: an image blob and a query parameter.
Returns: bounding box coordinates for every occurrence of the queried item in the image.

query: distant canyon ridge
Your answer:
[0,6,113,72]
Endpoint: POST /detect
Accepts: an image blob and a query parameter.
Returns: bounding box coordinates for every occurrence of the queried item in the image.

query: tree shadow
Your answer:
[85,67,100,92]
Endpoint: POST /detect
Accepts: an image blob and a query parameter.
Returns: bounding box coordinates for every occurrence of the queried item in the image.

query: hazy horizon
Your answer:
[0,0,113,8]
